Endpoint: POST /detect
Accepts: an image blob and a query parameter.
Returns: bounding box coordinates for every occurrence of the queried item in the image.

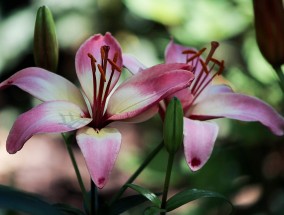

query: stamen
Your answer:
[87,53,97,73]
[209,57,220,65]
[199,59,209,74]
[88,53,98,126]
[217,60,225,75]
[97,64,107,82]
[182,50,196,54]
[205,41,219,64]
[101,46,110,70]
[107,59,122,72]
[100,46,105,62]
[186,48,206,63]
[113,52,118,63]
[190,41,224,96]
[102,52,122,107]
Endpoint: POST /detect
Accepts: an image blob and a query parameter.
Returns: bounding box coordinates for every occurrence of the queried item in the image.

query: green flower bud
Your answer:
[34,6,58,72]
[163,97,184,154]
[253,0,284,68]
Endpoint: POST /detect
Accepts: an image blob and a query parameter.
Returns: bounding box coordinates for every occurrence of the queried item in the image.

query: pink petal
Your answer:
[165,40,198,64]
[0,67,88,113]
[76,126,121,189]
[165,40,212,90]
[187,84,234,111]
[122,54,146,74]
[75,33,122,105]
[6,101,92,154]
[106,63,194,121]
[120,105,158,123]
[183,118,219,171]
[164,88,194,113]
[198,84,234,97]
[190,93,284,135]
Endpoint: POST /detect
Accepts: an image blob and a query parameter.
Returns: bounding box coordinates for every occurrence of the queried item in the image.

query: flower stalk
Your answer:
[91,180,98,215]
[109,141,164,205]
[62,134,90,211]
[160,153,175,215]
[161,97,184,214]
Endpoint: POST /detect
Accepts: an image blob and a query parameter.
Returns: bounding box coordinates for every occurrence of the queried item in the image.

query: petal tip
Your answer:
[95,177,107,189]
[6,144,18,154]
[188,157,202,172]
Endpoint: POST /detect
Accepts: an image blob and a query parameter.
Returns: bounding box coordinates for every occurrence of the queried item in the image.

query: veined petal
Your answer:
[75,33,122,105]
[107,63,194,121]
[76,126,121,189]
[190,93,284,135]
[0,67,88,113]
[122,53,146,74]
[183,118,219,171]
[6,101,92,154]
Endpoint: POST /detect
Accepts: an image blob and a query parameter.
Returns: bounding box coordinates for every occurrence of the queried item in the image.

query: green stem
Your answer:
[61,134,90,211]
[273,66,284,93]
[91,180,98,215]
[109,141,164,205]
[160,152,175,215]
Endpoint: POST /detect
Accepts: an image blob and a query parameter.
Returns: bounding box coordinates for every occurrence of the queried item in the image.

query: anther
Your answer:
[88,53,97,73]
[88,53,97,62]
[100,46,110,70]
[209,57,220,65]
[217,60,225,75]
[97,64,107,82]
[107,59,122,72]
[186,48,206,63]
[208,58,224,75]
[199,59,209,74]
[182,49,196,55]
[100,46,106,60]
[113,52,118,63]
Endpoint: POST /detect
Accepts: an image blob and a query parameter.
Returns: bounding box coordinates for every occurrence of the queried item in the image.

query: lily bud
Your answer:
[34,6,58,72]
[253,0,284,68]
[163,97,184,154]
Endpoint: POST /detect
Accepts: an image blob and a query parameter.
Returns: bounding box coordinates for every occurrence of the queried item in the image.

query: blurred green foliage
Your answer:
[0,0,283,215]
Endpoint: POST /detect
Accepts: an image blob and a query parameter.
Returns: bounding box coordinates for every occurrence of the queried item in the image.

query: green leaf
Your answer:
[166,188,233,213]
[34,5,58,72]
[163,97,184,154]
[109,194,155,215]
[53,203,85,215]
[126,184,161,207]
[0,185,62,215]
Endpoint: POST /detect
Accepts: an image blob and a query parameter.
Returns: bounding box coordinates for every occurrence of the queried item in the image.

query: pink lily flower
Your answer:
[0,33,194,188]
[123,40,284,172]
